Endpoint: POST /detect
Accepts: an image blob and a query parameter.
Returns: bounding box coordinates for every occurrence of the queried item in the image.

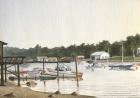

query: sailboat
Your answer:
[109,43,134,70]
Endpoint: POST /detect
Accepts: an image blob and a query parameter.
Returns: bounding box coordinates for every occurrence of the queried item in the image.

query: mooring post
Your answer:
[17,64,20,86]
[74,56,79,91]
[5,64,7,82]
[43,58,45,74]
[1,64,4,86]
[26,76,27,81]
[56,57,60,91]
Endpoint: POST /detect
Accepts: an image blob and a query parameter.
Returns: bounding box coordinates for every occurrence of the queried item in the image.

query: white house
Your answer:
[137,47,140,55]
[90,51,110,60]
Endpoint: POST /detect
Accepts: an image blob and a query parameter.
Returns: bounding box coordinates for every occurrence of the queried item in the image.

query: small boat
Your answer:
[27,67,42,78]
[109,63,134,70]
[43,68,83,79]
[109,43,135,70]
[39,74,57,80]
[55,65,71,71]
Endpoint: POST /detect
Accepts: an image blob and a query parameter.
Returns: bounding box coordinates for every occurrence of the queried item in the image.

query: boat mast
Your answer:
[107,48,109,64]
[133,49,135,64]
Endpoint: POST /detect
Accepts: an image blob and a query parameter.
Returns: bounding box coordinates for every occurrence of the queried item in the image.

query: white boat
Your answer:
[55,64,71,71]
[27,67,42,78]
[43,68,83,79]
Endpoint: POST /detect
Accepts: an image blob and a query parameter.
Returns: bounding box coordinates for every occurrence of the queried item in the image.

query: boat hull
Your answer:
[39,75,57,80]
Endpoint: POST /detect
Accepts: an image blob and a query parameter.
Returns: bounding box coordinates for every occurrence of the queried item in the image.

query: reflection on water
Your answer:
[21,62,140,98]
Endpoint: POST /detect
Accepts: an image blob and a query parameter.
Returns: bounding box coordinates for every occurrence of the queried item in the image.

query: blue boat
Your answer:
[109,63,134,70]
[109,43,135,70]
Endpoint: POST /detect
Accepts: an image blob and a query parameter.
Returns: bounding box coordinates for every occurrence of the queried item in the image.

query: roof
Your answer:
[138,47,140,49]
[91,51,109,56]
[0,41,7,45]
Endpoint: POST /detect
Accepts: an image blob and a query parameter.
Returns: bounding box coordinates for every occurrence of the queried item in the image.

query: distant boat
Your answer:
[109,43,134,70]
[109,63,134,70]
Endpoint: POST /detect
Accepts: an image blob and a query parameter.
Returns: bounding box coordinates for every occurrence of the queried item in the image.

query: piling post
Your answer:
[4,64,7,82]
[1,64,4,86]
[0,41,7,86]
[26,76,27,81]
[43,58,45,74]
[74,56,79,91]
[56,57,60,91]
[17,64,20,86]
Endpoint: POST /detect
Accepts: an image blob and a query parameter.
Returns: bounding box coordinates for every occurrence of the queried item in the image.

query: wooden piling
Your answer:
[26,76,27,81]
[56,57,60,91]
[5,64,7,82]
[17,64,20,86]
[74,57,79,91]
[43,58,45,74]
[1,64,4,86]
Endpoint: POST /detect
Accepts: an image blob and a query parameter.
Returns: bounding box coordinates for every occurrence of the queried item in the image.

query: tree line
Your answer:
[4,34,140,59]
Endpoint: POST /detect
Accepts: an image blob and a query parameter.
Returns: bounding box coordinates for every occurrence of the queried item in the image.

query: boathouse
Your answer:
[90,51,110,60]
[137,47,140,55]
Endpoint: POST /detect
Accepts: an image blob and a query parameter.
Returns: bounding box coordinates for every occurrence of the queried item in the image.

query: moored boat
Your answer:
[39,74,57,80]
[43,68,83,79]
[109,63,134,70]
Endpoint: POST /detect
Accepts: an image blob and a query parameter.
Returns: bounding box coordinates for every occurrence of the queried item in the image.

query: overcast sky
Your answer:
[0,0,140,48]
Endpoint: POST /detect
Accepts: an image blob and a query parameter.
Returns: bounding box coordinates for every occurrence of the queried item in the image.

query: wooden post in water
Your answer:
[43,58,45,74]
[0,41,7,86]
[15,65,17,73]
[74,56,79,91]
[17,64,20,86]
[56,57,60,91]
[1,64,4,86]
[4,64,7,82]
[0,48,4,86]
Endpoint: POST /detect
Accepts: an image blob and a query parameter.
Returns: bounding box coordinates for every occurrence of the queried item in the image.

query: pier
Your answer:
[0,41,25,86]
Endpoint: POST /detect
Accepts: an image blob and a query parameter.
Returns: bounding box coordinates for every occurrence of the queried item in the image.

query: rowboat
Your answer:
[39,74,57,80]
[43,70,83,79]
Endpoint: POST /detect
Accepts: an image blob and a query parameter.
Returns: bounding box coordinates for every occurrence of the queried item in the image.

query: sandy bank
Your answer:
[0,86,96,98]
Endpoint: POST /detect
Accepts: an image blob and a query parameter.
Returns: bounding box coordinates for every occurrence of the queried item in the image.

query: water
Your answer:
[20,62,140,98]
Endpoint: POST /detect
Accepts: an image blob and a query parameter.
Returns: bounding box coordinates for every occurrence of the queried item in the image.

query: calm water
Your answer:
[20,62,140,98]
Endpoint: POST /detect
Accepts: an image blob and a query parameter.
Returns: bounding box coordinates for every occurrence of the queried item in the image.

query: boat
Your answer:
[27,69,42,78]
[43,68,83,79]
[109,43,134,70]
[39,74,57,80]
[109,63,134,70]
[55,64,71,71]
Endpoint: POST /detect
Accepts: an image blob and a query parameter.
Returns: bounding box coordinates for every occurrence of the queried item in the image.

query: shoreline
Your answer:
[0,81,96,98]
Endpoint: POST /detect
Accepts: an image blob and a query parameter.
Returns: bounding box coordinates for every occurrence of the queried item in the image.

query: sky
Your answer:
[0,0,140,49]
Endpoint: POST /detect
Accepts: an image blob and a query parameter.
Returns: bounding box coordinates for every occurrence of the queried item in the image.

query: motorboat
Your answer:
[42,68,83,79]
